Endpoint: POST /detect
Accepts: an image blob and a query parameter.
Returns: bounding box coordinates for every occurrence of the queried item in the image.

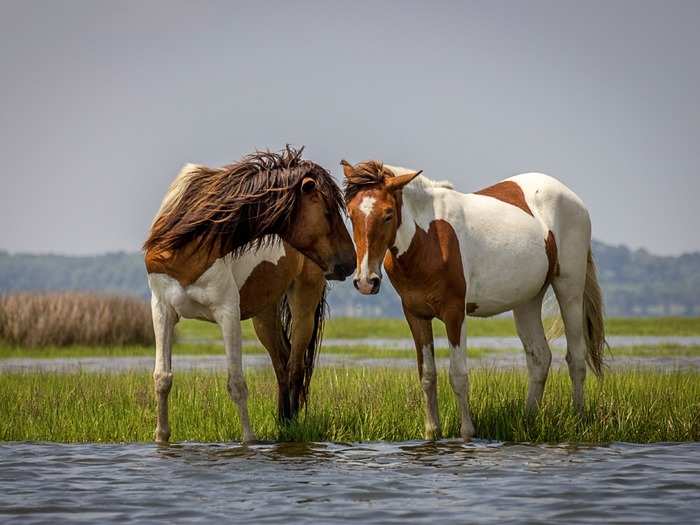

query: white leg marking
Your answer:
[214,288,255,443]
[514,297,552,411]
[151,292,176,443]
[420,344,441,440]
[448,318,475,441]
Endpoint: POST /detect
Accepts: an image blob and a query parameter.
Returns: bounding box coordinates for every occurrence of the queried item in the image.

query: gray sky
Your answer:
[1,1,698,256]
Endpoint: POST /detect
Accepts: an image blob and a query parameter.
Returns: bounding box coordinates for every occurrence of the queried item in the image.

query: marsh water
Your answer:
[3,335,700,373]
[1,441,698,524]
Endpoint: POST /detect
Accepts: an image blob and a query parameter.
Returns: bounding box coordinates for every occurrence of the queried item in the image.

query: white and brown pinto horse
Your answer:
[342,160,605,441]
[144,148,355,443]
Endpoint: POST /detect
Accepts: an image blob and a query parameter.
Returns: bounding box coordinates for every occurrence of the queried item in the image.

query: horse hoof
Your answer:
[424,427,440,441]
[154,429,171,443]
[461,424,475,442]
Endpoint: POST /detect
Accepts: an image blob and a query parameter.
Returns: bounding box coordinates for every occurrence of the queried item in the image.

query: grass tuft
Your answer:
[1,367,697,443]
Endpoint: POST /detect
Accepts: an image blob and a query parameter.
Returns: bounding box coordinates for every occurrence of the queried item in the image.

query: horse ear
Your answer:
[385,170,423,192]
[301,177,317,193]
[340,159,354,179]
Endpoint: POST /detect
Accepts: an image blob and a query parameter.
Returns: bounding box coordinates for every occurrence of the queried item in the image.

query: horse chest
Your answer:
[385,219,467,319]
[233,243,302,320]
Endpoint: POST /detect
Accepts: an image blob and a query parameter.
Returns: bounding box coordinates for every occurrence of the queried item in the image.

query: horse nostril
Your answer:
[369,277,381,294]
[353,279,360,290]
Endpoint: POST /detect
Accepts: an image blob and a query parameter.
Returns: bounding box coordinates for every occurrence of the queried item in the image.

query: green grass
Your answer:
[1,367,697,443]
[2,341,699,360]
[177,316,700,340]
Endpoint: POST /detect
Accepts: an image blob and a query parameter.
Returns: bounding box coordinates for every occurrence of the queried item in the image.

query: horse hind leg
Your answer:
[150,291,177,443]
[513,292,552,412]
[552,263,588,415]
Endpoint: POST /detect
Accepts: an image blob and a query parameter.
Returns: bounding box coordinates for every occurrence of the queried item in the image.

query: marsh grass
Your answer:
[1,367,697,443]
[0,292,154,347]
[1,342,698,360]
[178,316,700,340]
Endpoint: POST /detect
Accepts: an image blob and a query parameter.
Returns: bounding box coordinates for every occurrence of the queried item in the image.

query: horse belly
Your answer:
[464,222,549,317]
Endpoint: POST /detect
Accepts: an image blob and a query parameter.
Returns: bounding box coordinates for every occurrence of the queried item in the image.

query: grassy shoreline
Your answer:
[178,316,700,340]
[2,343,699,360]
[1,368,698,443]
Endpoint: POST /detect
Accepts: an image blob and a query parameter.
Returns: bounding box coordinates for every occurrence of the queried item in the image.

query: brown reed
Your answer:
[0,292,154,347]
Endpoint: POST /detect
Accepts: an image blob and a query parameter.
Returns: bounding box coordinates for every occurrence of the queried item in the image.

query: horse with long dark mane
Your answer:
[144,147,355,442]
[342,159,606,441]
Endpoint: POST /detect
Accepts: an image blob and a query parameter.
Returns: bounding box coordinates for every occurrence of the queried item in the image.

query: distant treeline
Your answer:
[1,240,699,317]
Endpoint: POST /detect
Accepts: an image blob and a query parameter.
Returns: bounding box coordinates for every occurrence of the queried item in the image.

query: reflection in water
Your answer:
[1,441,698,524]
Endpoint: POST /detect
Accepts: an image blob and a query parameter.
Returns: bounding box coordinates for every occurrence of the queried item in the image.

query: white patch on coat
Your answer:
[147,237,286,322]
[358,196,376,217]
[388,172,591,317]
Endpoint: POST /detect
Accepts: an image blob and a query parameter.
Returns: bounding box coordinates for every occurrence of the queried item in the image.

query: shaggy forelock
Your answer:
[343,160,394,204]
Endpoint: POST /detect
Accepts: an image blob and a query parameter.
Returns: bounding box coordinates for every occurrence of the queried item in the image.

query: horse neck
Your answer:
[392,185,436,257]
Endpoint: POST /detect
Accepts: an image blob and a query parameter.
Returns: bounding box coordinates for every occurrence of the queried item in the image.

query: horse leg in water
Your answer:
[252,304,292,421]
[513,291,552,412]
[404,308,441,440]
[443,308,475,441]
[213,283,255,442]
[285,269,325,418]
[151,291,177,443]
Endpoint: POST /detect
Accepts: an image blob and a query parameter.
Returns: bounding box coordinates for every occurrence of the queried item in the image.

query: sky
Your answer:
[1,1,698,256]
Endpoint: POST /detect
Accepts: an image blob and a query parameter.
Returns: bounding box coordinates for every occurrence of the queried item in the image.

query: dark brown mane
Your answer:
[342,160,394,204]
[144,146,344,258]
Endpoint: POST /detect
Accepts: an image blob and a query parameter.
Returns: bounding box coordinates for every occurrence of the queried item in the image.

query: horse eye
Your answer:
[384,214,393,223]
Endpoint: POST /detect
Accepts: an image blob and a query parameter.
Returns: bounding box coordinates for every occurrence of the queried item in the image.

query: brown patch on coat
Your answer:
[145,237,225,287]
[385,220,466,347]
[474,180,534,217]
[466,302,478,314]
[239,247,304,320]
[543,230,560,286]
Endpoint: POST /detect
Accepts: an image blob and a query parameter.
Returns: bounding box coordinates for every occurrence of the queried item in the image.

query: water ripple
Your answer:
[0,441,698,524]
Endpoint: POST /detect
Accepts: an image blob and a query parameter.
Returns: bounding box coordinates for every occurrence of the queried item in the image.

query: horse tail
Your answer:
[279,285,327,406]
[583,249,606,378]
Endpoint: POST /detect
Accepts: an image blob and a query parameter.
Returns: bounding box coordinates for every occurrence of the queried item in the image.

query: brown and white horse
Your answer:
[144,148,355,443]
[342,160,605,441]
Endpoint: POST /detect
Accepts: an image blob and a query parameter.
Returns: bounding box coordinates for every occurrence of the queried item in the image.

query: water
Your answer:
[185,335,700,350]
[2,350,699,374]
[0,441,698,524]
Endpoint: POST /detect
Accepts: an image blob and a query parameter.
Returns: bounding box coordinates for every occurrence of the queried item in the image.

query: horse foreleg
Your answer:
[286,270,325,419]
[215,298,255,443]
[252,306,291,422]
[404,308,441,440]
[150,292,177,443]
[445,311,475,441]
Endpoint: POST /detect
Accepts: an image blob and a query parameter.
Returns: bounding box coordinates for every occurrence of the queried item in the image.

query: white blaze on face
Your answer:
[354,195,381,293]
[355,195,376,282]
[358,196,376,217]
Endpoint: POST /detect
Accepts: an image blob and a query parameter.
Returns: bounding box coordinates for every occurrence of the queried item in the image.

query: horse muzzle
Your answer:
[325,259,356,281]
[353,275,381,295]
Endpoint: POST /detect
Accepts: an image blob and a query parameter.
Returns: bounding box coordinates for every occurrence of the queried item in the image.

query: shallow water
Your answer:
[2,351,699,374]
[0,441,698,524]
[189,335,700,349]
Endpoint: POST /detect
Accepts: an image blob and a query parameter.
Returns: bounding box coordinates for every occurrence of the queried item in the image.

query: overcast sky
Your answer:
[1,1,698,256]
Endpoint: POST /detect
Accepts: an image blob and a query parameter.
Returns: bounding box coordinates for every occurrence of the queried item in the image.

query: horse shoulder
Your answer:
[236,241,301,319]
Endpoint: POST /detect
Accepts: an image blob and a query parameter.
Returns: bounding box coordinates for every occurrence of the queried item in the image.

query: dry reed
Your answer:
[0,292,154,347]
